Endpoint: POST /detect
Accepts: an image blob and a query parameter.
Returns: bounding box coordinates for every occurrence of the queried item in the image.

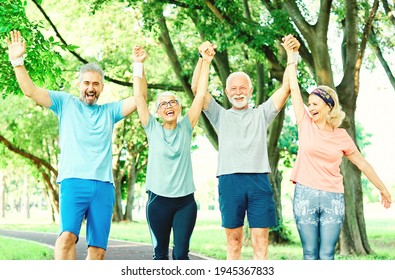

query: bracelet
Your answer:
[293,52,299,63]
[133,62,143,78]
[287,62,295,65]
[10,56,24,68]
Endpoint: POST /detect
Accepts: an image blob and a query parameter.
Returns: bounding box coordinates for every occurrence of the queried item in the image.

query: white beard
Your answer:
[229,95,250,109]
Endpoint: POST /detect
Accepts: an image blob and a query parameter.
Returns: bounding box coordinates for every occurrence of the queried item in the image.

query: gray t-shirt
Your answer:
[203,96,279,176]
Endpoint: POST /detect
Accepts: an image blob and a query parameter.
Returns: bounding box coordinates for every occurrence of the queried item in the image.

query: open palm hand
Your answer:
[6,30,26,60]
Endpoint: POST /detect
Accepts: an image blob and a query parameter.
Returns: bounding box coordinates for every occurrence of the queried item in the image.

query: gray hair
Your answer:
[226,71,253,90]
[155,91,180,109]
[78,62,105,84]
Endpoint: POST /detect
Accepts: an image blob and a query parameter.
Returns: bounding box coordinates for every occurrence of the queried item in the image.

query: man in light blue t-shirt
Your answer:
[7,30,145,260]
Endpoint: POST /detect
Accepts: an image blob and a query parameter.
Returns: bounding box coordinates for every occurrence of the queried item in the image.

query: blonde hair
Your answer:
[314,85,345,128]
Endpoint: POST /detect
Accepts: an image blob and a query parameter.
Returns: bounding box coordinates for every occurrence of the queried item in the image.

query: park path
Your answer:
[0,229,209,260]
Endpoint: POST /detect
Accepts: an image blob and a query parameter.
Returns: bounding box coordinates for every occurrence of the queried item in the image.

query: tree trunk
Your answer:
[124,165,137,221]
[337,96,371,255]
[0,134,59,219]
[23,174,30,219]
[112,157,124,222]
[267,108,290,243]
[0,171,5,218]
[40,170,59,220]
[41,186,55,223]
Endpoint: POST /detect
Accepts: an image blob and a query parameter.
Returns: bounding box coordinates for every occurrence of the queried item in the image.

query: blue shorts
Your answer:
[59,178,115,250]
[218,173,277,228]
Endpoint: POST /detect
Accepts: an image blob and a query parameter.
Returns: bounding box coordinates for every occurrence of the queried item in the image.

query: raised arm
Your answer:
[346,150,392,209]
[190,43,214,110]
[132,45,149,126]
[187,41,215,128]
[281,35,304,122]
[270,79,290,111]
[6,30,51,108]
[122,46,148,117]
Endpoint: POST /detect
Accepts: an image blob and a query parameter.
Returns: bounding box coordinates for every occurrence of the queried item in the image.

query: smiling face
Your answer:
[156,94,181,124]
[78,71,104,106]
[308,94,331,123]
[225,73,253,110]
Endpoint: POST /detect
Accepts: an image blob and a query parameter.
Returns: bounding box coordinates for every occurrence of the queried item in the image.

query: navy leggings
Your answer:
[146,191,197,260]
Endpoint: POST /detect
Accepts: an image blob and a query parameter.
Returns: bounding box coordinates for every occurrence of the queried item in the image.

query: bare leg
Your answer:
[225,226,243,260]
[251,227,269,260]
[87,246,106,260]
[55,231,77,260]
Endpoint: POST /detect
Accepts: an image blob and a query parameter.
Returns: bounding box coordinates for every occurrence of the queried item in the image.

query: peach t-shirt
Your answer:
[290,110,358,193]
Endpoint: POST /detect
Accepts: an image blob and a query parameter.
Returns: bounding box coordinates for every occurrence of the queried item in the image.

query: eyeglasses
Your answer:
[157,99,179,110]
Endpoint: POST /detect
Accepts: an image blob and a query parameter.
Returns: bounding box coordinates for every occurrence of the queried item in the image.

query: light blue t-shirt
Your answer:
[203,95,279,176]
[49,91,124,184]
[144,114,195,197]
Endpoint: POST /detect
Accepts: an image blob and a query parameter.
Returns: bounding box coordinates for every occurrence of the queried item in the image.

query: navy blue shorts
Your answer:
[59,178,115,250]
[218,173,277,228]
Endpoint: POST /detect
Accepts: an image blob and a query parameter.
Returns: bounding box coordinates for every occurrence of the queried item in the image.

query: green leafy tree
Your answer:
[0,95,60,219]
[1,0,394,255]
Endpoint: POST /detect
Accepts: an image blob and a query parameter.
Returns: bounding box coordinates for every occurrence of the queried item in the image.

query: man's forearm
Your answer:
[14,66,37,97]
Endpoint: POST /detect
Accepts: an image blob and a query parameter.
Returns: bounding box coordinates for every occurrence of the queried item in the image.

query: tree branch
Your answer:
[30,0,184,92]
[0,134,58,177]
[157,9,218,148]
[355,0,379,92]
[382,0,395,25]
[267,0,315,79]
[283,0,316,37]
[202,0,284,80]
[369,29,395,90]
[316,0,332,37]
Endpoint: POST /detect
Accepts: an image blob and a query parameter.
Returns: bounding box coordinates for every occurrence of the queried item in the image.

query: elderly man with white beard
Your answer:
[191,35,299,260]
[6,30,145,260]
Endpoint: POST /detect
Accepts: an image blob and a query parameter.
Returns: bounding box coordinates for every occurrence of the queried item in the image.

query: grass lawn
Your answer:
[0,236,53,260]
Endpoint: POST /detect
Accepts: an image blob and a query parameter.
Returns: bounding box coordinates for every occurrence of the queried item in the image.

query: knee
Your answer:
[302,247,319,260]
[56,231,77,248]
[87,246,106,260]
[318,249,335,260]
[227,236,243,252]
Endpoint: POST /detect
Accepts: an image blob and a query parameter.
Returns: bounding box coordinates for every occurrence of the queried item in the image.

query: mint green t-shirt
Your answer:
[144,114,195,197]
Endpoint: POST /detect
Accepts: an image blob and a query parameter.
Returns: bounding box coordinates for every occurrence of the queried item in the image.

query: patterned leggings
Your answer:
[293,183,345,260]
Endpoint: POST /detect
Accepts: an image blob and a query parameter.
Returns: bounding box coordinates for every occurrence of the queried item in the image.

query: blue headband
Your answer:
[311,88,335,108]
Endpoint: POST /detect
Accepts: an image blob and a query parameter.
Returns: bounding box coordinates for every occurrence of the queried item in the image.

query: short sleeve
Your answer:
[342,130,358,156]
[257,96,279,125]
[105,100,124,123]
[203,96,222,131]
[49,90,69,116]
[143,114,156,136]
[179,114,193,134]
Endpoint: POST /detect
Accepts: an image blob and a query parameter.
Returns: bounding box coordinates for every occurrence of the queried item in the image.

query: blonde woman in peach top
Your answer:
[282,37,392,260]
